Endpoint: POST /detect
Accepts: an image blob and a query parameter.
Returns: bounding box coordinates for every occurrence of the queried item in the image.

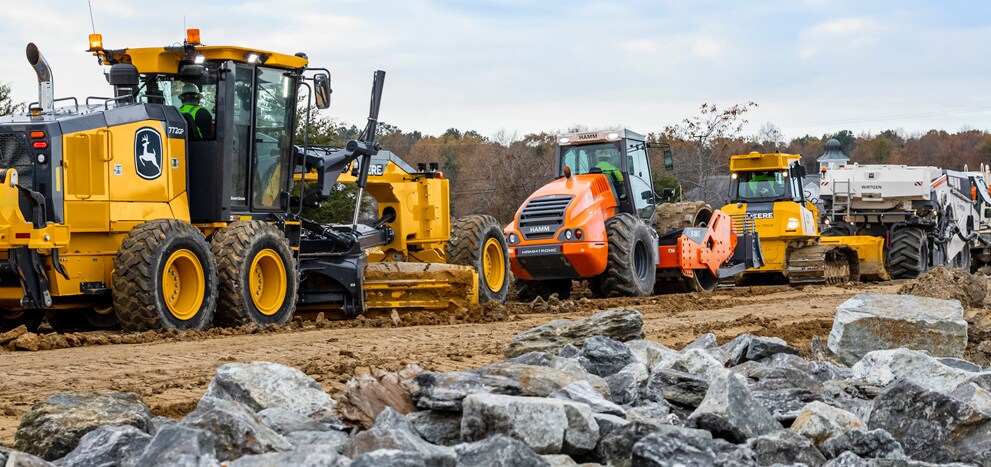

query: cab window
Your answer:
[560,142,621,176]
[735,170,789,201]
[251,66,293,209]
[627,141,655,219]
[137,71,218,141]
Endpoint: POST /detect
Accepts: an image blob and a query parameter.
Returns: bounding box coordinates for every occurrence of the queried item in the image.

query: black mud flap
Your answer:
[9,247,52,309]
[718,232,765,278]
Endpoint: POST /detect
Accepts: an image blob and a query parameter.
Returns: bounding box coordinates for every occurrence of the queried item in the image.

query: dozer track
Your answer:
[786,244,860,285]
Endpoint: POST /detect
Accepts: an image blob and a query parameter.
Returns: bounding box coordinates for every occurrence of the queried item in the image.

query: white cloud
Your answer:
[798,17,885,59]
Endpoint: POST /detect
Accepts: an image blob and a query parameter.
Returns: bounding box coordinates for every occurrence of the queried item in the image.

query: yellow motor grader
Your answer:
[0,31,508,332]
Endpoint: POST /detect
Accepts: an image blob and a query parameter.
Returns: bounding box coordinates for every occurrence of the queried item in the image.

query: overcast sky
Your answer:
[2,0,990,141]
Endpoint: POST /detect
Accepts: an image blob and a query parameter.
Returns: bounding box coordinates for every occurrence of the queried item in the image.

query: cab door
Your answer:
[626,140,656,221]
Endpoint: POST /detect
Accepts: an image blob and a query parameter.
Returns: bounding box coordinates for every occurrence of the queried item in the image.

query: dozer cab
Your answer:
[0,31,506,332]
[719,152,888,285]
[505,129,762,299]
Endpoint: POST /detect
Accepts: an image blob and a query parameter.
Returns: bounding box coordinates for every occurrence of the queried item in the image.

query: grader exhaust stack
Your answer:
[25,43,54,114]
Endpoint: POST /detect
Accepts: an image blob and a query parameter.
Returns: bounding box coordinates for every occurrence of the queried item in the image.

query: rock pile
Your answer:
[898,266,988,308]
[6,306,991,466]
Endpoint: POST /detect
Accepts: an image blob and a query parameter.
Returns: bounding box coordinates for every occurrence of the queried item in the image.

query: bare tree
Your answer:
[663,102,757,204]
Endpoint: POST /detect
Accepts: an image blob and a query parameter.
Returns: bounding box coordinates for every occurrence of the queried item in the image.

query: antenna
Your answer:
[87,0,97,34]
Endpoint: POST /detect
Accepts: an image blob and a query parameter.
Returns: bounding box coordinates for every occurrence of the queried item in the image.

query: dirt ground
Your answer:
[0,281,910,444]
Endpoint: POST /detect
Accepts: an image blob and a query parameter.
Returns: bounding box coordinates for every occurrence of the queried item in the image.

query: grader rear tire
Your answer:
[211,221,297,327]
[113,219,217,332]
[448,215,510,303]
[591,213,656,298]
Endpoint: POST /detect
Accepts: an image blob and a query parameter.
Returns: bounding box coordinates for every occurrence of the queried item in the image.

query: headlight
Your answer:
[786,217,800,231]
[508,233,520,245]
[565,230,573,240]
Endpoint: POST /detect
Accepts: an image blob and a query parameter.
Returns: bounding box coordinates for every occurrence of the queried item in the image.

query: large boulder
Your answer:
[335,364,421,429]
[641,368,709,408]
[407,410,462,446]
[667,348,726,382]
[133,424,220,467]
[203,362,336,416]
[505,308,644,358]
[868,379,991,464]
[182,397,292,461]
[594,421,663,467]
[819,428,905,460]
[232,448,350,467]
[454,434,550,467]
[507,351,587,374]
[460,394,599,455]
[630,425,716,466]
[0,447,53,467]
[827,293,968,365]
[14,392,153,461]
[344,408,455,466]
[412,370,522,411]
[746,336,800,361]
[851,348,977,395]
[741,364,835,423]
[625,340,679,369]
[471,362,609,397]
[550,380,626,417]
[687,371,781,443]
[576,336,636,377]
[58,425,151,467]
[790,401,865,446]
[746,429,826,467]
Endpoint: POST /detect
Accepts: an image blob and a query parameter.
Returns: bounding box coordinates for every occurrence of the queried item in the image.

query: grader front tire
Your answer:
[112,219,218,332]
[448,215,510,303]
[211,221,297,327]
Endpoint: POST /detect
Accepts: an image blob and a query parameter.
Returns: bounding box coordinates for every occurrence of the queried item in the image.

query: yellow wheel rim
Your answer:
[481,238,506,292]
[162,249,205,321]
[249,249,287,316]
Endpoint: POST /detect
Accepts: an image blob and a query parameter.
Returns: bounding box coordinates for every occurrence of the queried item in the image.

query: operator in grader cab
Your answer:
[177,83,213,140]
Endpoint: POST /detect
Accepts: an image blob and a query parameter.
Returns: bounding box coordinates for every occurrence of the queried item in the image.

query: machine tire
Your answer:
[0,310,43,333]
[595,213,656,297]
[113,219,217,332]
[448,215,510,303]
[888,227,928,279]
[515,278,571,301]
[211,221,297,327]
[653,201,712,234]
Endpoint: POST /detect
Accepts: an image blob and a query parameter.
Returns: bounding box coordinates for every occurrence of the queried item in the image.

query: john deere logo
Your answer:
[134,127,163,180]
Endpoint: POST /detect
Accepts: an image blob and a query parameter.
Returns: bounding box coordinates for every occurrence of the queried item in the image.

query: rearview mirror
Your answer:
[314,73,332,109]
[661,188,675,200]
[663,147,674,171]
[641,190,654,201]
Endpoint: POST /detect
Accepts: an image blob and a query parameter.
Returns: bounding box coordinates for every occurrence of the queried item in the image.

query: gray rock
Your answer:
[746,336,800,361]
[505,308,644,358]
[687,371,781,443]
[550,381,625,417]
[823,451,869,467]
[0,447,53,467]
[407,410,462,446]
[344,408,455,466]
[950,383,991,416]
[746,429,826,467]
[412,370,522,411]
[631,426,716,466]
[541,454,577,466]
[625,402,672,426]
[851,348,976,395]
[641,368,709,408]
[471,362,609,397]
[939,357,983,372]
[868,379,991,464]
[721,334,754,366]
[231,448,350,467]
[507,351,586,374]
[592,413,629,440]
[668,348,726,382]
[284,430,349,453]
[182,397,292,461]
[744,365,834,423]
[819,429,905,460]
[14,392,153,461]
[595,422,662,467]
[460,394,598,455]
[59,425,151,467]
[133,424,219,467]
[454,434,550,467]
[625,340,679,369]
[150,416,179,434]
[257,408,332,434]
[576,336,636,377]
[684,332,719,351]
[827,293,968,366]
[761,353,852,382]
[711,438,760,467]
[558,344,580,358]
[791,401,865,446]
[349,449,427,467]
[204,362,335,417]
[605,371,639,406]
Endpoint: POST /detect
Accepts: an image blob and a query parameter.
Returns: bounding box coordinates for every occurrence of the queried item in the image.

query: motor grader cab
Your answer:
[0,31,497,333]
[505,129,762,299]
[720,152,887,285]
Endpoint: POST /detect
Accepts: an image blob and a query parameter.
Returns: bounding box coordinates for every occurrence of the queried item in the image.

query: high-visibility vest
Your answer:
[179,104,205,139]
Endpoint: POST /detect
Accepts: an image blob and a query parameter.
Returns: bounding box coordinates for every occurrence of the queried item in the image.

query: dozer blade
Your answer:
[364,262,479,312]
[819,235,890,281]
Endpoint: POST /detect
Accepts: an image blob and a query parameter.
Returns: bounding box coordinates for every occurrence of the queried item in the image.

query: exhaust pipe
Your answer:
[25,43,54,114]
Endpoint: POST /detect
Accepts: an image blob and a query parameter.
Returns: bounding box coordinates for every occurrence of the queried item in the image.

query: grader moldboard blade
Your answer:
[363,262,479,312]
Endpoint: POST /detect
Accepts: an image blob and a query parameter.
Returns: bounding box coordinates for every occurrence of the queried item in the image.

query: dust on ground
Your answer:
[0,281,905,445]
